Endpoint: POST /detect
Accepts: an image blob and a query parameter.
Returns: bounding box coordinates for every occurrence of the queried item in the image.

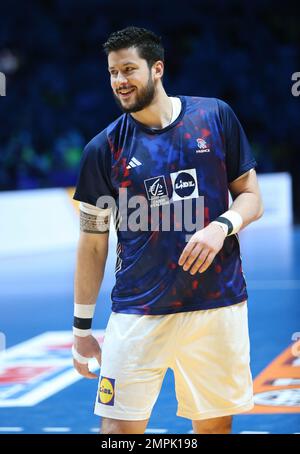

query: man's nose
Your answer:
[116,72,128,85]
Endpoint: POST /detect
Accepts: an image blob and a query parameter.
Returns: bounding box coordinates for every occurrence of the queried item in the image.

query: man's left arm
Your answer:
[228,168,264,229]
[178,169,264,274]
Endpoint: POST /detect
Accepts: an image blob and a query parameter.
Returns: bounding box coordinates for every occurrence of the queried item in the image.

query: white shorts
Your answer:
[94,301,254,421]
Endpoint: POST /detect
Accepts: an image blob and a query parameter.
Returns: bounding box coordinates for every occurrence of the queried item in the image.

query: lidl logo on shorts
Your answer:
[98,376,115,406]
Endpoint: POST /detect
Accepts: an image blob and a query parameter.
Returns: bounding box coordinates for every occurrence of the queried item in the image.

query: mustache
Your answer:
[117,87,135,93]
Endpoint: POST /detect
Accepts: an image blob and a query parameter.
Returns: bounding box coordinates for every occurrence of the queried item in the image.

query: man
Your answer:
[72,26,264,434]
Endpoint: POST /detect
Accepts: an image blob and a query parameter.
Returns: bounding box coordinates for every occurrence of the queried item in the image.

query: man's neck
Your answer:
[130,87,173,129]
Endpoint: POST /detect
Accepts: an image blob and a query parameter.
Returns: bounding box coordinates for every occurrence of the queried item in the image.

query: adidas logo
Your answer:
[126,157,142,169]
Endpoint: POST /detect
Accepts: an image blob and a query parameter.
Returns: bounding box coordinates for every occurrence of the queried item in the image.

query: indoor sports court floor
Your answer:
[0,189,299,434]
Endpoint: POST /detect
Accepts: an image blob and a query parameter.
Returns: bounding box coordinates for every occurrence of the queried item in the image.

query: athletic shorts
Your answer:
[94,301,254,420]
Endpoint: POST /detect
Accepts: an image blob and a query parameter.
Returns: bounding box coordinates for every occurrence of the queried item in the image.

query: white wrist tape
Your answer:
[73,327,92,337]
[74,303,96,318]
[72,345,90,364]
[211,209,243,236]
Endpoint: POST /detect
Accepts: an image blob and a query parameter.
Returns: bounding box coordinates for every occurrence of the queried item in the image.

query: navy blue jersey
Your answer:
[73,96,257,315]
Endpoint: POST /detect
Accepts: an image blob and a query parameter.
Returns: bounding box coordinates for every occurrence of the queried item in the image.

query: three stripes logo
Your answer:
[113,205,123,274]
[115,242,122,274]
[126,157,142,169]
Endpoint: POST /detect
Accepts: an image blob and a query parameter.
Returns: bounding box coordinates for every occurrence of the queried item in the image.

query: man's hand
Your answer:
[178,223,226,274]
[73,335,102,379]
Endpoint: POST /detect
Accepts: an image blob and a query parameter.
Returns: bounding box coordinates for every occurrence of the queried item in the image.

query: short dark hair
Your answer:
[103,26,164,68]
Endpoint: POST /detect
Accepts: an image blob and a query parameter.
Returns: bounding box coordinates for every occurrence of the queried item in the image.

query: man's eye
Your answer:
[126,67,134,72]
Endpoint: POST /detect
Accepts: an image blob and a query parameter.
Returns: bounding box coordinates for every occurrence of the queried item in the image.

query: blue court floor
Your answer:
[0,225,299,434]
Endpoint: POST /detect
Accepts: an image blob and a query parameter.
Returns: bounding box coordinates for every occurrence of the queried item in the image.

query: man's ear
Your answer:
[152,60,164,80]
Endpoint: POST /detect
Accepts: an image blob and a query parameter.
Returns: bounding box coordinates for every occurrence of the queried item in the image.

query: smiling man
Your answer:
[72,26,264,435]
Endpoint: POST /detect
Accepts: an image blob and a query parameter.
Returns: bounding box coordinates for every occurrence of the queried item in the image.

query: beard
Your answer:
[113,73,156,113]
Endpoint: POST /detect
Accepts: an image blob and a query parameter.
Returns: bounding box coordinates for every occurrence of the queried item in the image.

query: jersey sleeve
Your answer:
[73,133,115,207]
[217,99,257,184]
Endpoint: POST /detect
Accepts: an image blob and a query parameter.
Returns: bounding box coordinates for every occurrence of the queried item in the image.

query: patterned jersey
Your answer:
[73,96,257,315]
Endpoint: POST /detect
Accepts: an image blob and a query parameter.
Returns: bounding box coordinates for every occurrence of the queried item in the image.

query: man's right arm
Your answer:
[73,205,110,379]
[75,230,109,310]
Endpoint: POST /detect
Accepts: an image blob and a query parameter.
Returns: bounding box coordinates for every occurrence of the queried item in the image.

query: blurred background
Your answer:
[0,0,299,214]
[0,0,299,435]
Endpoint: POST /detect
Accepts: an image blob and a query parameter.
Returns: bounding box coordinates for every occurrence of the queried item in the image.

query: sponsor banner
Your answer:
[247,340,300,413]
[243,172,293,229]
[0,188,79,257]
[0,331,104,407]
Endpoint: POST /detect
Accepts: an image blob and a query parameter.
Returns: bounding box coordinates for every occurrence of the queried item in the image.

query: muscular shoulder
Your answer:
[184,95,226,117]
[84,113,130,159]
